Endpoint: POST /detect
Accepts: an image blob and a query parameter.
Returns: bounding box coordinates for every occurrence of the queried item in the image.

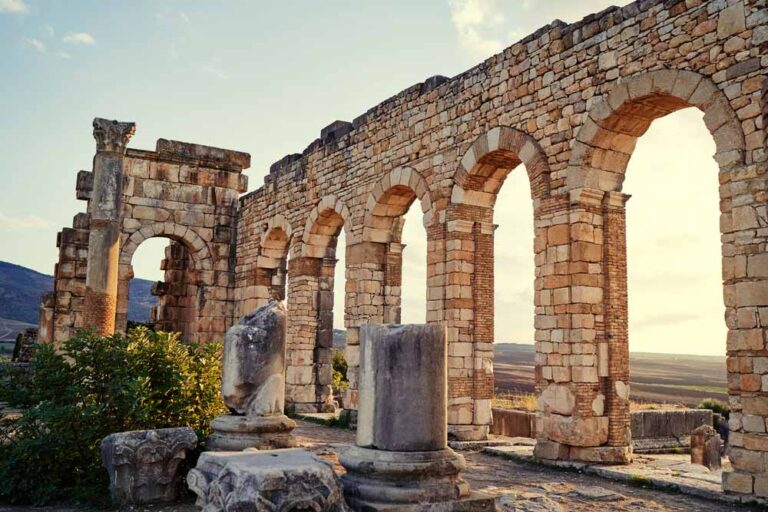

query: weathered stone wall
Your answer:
[42,136,250,344]
[233,0,766,497]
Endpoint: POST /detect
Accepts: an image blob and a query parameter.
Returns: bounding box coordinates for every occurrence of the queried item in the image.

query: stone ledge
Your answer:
[483,445,768,508]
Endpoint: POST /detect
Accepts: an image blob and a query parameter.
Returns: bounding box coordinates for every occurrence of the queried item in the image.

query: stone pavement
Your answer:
[294,421,761,512]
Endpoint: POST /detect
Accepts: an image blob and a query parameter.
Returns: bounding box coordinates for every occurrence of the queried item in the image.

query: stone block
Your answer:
[542,413,608,447]
[101,427,197,507]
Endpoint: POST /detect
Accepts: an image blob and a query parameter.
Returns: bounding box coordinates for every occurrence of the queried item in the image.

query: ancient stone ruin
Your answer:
[39,0,767,499]
[207,300,297,451]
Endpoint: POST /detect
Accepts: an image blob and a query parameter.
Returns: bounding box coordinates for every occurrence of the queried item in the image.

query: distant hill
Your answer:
[0,260,156,327]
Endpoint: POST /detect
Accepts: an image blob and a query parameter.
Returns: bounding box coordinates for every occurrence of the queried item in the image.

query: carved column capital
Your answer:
[93,118,136,154]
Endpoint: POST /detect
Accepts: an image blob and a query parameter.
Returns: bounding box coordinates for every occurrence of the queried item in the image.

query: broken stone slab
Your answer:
[101,427,197,507]
[210,301,296,451]
[187,448,347,512]
[690,424,722,470]
[222,300,287,416]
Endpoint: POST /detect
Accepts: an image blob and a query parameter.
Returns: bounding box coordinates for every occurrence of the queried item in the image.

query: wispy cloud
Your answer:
[23,37,47,53]
[448,0,505,56]
[62,32,95,45]
[201,65,227,80]
[0,212,49,231]
[0,0,27,13]
[41,24,55,37]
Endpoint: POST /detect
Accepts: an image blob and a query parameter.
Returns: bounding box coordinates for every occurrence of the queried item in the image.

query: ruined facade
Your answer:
[40,0,767,499]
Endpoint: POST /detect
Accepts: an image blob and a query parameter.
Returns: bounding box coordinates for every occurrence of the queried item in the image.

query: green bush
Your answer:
[0,328,226,506]
[697,397,730,419]
[332,348,349,395]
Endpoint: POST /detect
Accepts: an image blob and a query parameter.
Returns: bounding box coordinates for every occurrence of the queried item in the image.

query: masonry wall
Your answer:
[234,0,767,497]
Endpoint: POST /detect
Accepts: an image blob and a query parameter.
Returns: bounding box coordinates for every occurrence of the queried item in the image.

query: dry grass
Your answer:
[492,392,537,412]
[492,391,687,413]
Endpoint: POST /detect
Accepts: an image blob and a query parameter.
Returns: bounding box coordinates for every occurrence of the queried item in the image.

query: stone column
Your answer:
[339,323,493,510]
[83,118,135,335]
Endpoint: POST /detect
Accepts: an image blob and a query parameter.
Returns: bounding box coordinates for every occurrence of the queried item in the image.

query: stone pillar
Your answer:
[603,192,631,448]
[339,323,493,510]
[721,160,768,497]
[533,189,632,464]
[83,118,135,335]
[342,240,388,411]
[208,300,296,450]
[284,255,336,413]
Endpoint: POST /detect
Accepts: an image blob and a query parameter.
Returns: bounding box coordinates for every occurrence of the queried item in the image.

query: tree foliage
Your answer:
[0,328,226,505]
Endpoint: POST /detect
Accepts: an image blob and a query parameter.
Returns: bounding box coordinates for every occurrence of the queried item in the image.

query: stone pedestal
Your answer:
[340,324,494,511]
[210,301,296,450]
[207,414,297,451]
[101,427,197,507]
[188,448,347,512]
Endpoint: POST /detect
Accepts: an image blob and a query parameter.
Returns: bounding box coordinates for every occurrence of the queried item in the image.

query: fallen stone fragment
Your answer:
[101,427,198,507]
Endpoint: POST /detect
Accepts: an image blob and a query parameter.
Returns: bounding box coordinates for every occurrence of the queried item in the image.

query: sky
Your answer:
[0,0,726,355]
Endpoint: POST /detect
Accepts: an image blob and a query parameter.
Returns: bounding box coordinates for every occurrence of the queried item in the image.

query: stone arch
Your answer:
[453,126,551,203]
[566,69,745,193]
[362,167,434,243]
[260,214,293,260]
[120,222,213,270]
[301,194,352,258]
[117,223,214,342]
[534,69,750,463]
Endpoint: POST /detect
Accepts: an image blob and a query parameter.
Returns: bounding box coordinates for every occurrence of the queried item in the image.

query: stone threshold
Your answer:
[483,445,768,509]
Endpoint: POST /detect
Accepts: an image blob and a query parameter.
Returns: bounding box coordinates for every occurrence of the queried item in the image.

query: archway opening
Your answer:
[624,108,726,412]
[400,205,427,324]
[490,167,536,413]
[119,236,200,342]
[123,237,165,330]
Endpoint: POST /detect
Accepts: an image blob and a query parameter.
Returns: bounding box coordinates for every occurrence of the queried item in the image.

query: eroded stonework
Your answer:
[101,427,198,506]
[41,0,767,500]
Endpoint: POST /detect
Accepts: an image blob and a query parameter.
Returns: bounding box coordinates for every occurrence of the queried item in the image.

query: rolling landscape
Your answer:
[0,260,156,353]
[494,343,727,407]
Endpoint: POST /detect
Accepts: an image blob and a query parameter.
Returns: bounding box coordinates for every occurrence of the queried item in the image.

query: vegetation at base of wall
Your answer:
[332,349,349,395]
[11,333,22,362]
[0,328,226,506]
[697,398,730,419]
[492,392,537,412]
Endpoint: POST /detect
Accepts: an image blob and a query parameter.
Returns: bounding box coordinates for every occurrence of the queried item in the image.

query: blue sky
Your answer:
[0,0,726,355]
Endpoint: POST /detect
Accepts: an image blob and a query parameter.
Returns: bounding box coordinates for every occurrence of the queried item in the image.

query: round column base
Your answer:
[340,445,494,509]
[206,414,297,451]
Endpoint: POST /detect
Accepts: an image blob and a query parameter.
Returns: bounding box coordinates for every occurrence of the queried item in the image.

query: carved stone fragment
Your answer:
[101,427,197,506]
[188,448,347,512]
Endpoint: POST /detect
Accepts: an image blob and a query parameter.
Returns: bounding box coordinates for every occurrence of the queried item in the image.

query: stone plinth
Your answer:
[101,427,197,507]
[340,323,494,511]
[187,448,347,512]
[206,414,296,451]
[210,301,296,450]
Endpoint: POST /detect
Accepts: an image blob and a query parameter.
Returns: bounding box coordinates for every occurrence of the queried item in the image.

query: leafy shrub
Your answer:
[697,398,730,419]
[0,328,226,506]
[331,349,349,395]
